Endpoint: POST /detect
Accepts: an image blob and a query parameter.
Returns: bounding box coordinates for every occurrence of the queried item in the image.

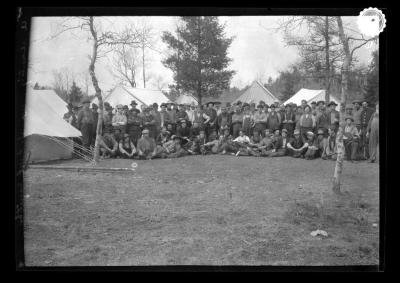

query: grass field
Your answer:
[23,155,379,266]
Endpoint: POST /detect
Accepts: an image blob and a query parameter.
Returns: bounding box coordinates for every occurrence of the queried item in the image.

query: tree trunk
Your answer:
[88,16,103,164]
[142,44,146,88]
[332,16,351,194]
[324,16,331,104]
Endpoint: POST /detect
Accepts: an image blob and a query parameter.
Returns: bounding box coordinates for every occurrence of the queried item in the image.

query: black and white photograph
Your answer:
[15,7,385,269]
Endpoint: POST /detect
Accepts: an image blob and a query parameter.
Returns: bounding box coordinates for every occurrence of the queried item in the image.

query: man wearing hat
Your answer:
[252,104,268,137]
[345,103,353,117]
[343,116,360,162]
[217,105,232,136]
[268,129,290,157]
[137,128,158,160]
[112,104,128,136]
[204,102,218,138]
[129,100,140,113]
[77,97,95,151]
[176,104,189,128]
[151,103,162,139]
[310,101,317,116]
[176,119,191,138]
[257,129,274,156]
[282,104,296,137]
[126,103,142,147]
[142,107,156,139]
[300,100,308,110]
[159,103,171,129]
[287,129,308,158]
[242,103,253,137]
[266,104,281,132]
[167,102,178,133]
[327,101,340,132]
[299,105,316,143]
[102,102,114,135]
[316,102,330,136]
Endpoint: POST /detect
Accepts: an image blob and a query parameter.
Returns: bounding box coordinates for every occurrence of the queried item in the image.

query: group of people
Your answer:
[63,97,379,163]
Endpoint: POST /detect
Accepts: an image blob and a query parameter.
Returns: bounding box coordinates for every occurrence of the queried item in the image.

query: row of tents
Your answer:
[23,82,339,163]
[175,81,340,107]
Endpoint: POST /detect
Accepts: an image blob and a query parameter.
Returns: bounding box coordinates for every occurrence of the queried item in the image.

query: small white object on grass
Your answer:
[131,162,138,169]
[310,229,328,237]
[372,223,378,227]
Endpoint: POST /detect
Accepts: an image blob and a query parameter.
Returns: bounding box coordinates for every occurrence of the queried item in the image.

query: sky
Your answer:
[27,16,378,94]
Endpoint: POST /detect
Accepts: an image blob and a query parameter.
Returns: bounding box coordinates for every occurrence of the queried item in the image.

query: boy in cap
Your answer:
[287,129,308,158]
[137,128,158,160]
[77,98,95,150]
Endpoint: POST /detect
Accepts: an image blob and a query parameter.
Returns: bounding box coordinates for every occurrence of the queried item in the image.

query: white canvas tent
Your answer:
[92,85,170,108]
[175,94,198,105]
[284,88,340,106]
[233,81,279,105]
[27,89,69,118]
[24,90,81,163]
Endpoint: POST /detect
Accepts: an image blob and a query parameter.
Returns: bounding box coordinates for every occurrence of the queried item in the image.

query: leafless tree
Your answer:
[110,45,140,88]
[332,16,378,194]
[51,16,142,162]
[149,73,168,91]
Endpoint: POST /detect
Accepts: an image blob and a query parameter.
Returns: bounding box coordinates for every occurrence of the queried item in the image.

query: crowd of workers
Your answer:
[63,97,379,163]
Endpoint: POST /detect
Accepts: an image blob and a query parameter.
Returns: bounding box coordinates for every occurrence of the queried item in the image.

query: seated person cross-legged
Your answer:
[286,129,308,158]
[99,132,118,159]
[118,133,137,159]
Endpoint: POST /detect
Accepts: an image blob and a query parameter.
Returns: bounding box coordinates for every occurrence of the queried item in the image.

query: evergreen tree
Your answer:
[162,17,235,104]
[68,81,83,104]
[33,82,40,90]
[364,50,379,105]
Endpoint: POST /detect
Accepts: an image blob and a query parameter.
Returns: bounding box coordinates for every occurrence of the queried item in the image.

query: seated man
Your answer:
[315,128,328,160]
[201,129,220,155]
[137,128,158,160]
[343,116,360,162]
[166,122,176,136]
[257,129,274,156]
[118,133,137,159]
[232,129,260,157]
[167,136,189,158]
[322,126,337,160]
[176,119,191,138]
[268,129,290,157]
[287,129,308,158]
[187,129,207,155]
[98,132,118,158]
[219,128,234,154]
[156,126,171,146]
[304,131,319,160]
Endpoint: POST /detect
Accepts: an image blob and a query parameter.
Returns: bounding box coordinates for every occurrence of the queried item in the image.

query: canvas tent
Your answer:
[24,90,81,163]
[175,94,198,105]
[92,85,170,108]
[233,81,279,105]
[284,88,340,106]
[27,89,69,118]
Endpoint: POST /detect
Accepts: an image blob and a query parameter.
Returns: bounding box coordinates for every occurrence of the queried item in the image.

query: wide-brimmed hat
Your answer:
[306,131,315,136]
[317,128,325,135]
[130,100,138,106]
[352,100,361,105]
[142,129,150,134]
[345,116,354,122]
[310,101,317,105]
[294,129,300,135]
[317,100,325,105]
[282,129,288,134]
[327,101,338,107]
[270,104,276,109]
[257,104,264,109]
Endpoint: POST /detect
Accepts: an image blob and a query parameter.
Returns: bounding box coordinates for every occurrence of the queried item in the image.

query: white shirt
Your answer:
[233,135,251,143]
